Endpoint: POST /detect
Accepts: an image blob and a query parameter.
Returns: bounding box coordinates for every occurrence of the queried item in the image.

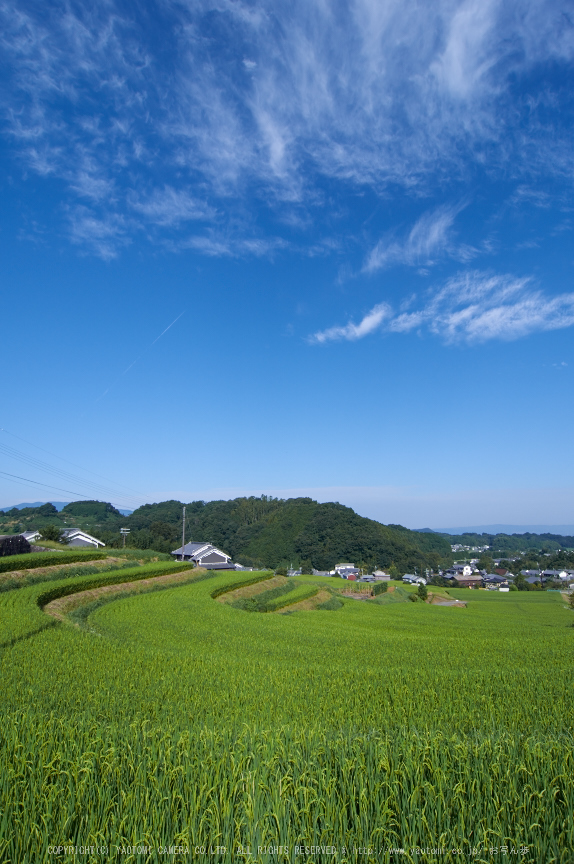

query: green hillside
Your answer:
[4,496,574,573]
[0,496,452,573]
[121,496,453,572]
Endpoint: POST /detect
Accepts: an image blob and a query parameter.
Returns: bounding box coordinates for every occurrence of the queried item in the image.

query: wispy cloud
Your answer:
[309,303,391,344]
[364,203,467,272]
[310,271,574,345]
[1,1,573,256]
[130,187,215,227]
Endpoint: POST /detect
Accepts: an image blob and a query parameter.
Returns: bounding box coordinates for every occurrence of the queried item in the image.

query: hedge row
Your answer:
[0,550,107,574]
[372,581,389,596]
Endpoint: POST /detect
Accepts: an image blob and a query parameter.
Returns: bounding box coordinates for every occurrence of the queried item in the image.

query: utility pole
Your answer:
[120,528,130,548]
[181,506,186,561]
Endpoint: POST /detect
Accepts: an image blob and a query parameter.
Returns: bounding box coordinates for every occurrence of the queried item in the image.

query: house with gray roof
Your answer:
[62,529,105,548]
[171,541,235,569]
[483,573,509,589]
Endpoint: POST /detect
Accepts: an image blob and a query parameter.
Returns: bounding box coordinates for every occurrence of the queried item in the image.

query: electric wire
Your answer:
[0,429,149,504]
[0,442,143,508]
[0,470,103,501]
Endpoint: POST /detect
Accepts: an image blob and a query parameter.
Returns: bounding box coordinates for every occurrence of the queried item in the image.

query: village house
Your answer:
[61,529,105,548]
[171,541,235,569]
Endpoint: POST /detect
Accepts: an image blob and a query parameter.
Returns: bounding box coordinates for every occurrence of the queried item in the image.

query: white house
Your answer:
[334,562,355,574]
[62,529,105,548]
[22,530,42,543]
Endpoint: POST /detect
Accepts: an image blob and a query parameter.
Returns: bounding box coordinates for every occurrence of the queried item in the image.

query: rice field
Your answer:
[0,564,572,864]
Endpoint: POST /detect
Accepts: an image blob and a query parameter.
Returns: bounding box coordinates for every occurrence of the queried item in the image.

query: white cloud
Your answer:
[431,0,498,98]
[130,187,215,226]
[309,302,391,344]
[68,207,130,259]
[364,203,465,272]
[0,0,573,255]
[310,271,574,345]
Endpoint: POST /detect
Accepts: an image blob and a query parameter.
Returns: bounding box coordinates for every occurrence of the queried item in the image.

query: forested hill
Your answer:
[122,497,452,572]
[0,496,451,572]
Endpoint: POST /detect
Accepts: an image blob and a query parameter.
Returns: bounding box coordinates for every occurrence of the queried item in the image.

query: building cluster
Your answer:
[450,543,490,553]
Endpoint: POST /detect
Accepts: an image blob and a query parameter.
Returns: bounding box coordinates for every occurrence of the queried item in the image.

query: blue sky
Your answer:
[1,0,573,528]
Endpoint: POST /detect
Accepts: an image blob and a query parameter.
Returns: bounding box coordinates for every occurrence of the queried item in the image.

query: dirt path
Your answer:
[430,593,466,607]
[43,568,203,622]
[340,590,373,600]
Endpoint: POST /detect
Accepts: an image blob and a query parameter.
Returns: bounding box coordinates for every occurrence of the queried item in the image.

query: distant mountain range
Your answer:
[417,524,574,536]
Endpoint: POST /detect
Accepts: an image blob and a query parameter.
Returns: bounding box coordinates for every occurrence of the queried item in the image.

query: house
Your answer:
[452,575,482,588]
[541,570,570,582]
[483,574,509,590]
[22,530,42,544]
[403,574,427,585]
[446,564,473,578]
[339,568,360,580]
[62,529,105,548]
[0,534,31,557]
[171,541,235,569]
[334,562,356,575]
[372,571,390,580]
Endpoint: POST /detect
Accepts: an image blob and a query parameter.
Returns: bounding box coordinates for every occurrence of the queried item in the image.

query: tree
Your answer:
[417,583,428,601]
[40,524,64,543]
[275,566,287,577]
[300,559,313,575]
[477,555,494,572]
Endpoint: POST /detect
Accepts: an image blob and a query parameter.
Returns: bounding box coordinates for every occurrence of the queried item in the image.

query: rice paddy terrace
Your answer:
[0,553,573,864]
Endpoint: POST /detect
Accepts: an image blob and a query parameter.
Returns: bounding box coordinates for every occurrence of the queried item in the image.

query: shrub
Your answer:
[39,525,65,543]
[373,581,388,596]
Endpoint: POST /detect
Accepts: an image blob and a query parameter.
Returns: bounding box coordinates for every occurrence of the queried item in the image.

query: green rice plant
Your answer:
[0,561,191,648]
[231,580,296,612]
[266,584,318,611]
[0,559,139,593]
[0,549,106,573]
[210,571,274,599]
[0,571,572,862]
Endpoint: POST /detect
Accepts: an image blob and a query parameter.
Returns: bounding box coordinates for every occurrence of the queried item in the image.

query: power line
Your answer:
[0,428,148,499]
[0,470,100,501]
[0,441,143,508]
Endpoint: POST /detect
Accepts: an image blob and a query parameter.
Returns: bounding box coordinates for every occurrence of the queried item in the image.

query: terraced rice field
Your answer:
[0,562,573,864]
